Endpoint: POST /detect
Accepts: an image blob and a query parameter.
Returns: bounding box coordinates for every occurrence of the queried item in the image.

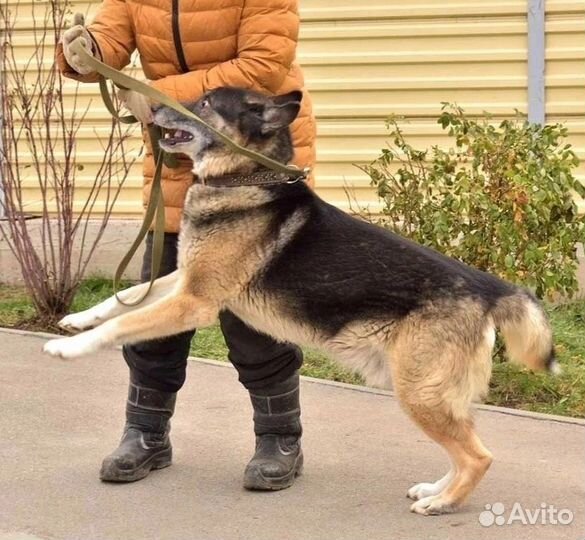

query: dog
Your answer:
[43,87,559,515]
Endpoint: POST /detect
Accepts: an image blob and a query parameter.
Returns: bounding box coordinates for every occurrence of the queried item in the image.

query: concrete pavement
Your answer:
[0,221,145,285]
[0,328,583,540]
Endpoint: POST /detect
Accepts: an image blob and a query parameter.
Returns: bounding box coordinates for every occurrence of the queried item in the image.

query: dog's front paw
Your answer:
[59,310,103,332]
[410,495,458,516]
[407,482,442,501]
[43,332,102,359]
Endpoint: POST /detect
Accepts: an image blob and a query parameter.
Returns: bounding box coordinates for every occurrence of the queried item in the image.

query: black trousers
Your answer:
[123,233,303,393]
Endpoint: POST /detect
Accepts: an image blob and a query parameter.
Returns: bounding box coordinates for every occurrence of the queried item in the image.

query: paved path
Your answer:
[0,329,583,540]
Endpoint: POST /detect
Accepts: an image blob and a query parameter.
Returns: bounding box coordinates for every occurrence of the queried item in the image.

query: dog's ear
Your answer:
[260,91,303,135]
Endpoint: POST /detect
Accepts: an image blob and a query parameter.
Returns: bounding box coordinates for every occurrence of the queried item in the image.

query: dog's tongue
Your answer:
[174,129,190,139]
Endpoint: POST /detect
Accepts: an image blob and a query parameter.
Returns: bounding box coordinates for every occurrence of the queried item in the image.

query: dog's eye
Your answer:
[201,98,210,109]
[248,103,264,115]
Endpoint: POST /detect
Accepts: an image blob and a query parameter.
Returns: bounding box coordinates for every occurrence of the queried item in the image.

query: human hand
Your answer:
[62,13,97,75]
[117,86,153,124]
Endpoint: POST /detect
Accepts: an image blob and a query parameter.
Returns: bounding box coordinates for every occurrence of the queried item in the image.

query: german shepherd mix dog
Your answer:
[44,87,559,516]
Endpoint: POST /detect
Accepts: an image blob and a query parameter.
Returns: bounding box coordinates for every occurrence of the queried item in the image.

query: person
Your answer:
[57,0,316,490]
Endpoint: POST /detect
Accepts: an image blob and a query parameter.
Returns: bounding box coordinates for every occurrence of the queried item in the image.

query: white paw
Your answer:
[43,332,102,359]
[407,470,453,500]
[407,482,444,501]
[410,495,457,516]
[59,309,103,332]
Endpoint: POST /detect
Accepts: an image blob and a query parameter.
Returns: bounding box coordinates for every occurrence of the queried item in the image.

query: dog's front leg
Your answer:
[58,271,180,332]
[44,293,218,359]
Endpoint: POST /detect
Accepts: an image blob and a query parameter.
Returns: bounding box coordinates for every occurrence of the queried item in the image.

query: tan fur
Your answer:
[190,116,283,181]
[493,293,554,371]
[388,301,496,514]
[194,148,257,179]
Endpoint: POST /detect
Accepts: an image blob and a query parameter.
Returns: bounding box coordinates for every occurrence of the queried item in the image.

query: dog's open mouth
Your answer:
[162,129,194,146]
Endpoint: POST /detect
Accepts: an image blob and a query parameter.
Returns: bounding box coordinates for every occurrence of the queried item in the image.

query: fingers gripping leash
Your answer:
[62,14,97,75]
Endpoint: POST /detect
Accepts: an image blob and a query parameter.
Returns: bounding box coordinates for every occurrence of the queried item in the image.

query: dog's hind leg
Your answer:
[406,465,456,501]
[58,271,180,332]
[44,292,218,359]
[390,325,494,515]
[405,415,493,516]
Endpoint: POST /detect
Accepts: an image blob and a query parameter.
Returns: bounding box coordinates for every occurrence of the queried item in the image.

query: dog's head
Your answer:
[153,87,302,178]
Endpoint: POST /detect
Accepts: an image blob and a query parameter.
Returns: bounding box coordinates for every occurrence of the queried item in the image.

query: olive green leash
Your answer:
[99,80,176,305]
[71,39,306,176]
[71,38,306,306]
[99,79,172,306]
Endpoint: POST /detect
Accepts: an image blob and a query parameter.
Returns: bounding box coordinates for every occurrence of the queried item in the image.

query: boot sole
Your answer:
[243,451,304,491]
[100,448,172,483]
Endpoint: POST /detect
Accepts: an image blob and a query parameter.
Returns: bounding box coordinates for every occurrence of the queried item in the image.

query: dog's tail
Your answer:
[491,289,560,374]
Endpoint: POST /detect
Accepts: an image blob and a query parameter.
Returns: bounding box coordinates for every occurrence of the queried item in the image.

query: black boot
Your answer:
[243,371,303,491]
[100,382,176,483]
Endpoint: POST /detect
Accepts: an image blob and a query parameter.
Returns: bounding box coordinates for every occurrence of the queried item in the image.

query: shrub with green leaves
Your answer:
[360,104,585,299]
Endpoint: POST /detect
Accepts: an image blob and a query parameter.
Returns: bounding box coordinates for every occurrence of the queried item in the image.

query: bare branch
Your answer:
[0,0,135,323]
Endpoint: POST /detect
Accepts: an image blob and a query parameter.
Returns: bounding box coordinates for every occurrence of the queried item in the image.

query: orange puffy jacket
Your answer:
[57,0,316,232]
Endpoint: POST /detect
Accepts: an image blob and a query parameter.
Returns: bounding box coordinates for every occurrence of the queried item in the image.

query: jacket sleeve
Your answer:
[150,0,299,101]
[56,0,135,83]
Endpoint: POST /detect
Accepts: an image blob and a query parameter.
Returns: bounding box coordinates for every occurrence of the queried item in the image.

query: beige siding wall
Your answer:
[299,0,585,211]
[6,0,585,215]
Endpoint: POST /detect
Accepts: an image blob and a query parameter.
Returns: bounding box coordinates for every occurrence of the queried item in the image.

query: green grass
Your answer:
[0,284,37,326]
[191,326,363,386]
[1,278,583,417]
[0,277,134,331]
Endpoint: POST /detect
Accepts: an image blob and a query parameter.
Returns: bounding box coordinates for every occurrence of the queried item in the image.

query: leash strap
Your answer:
[99,78,180,169]
[98,78,136,124]
[98,75,171,304]
[71,39,307,178]
[112,151,166,306]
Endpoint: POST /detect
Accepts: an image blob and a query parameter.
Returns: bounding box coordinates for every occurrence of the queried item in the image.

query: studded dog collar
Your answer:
[195,168,308,188]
